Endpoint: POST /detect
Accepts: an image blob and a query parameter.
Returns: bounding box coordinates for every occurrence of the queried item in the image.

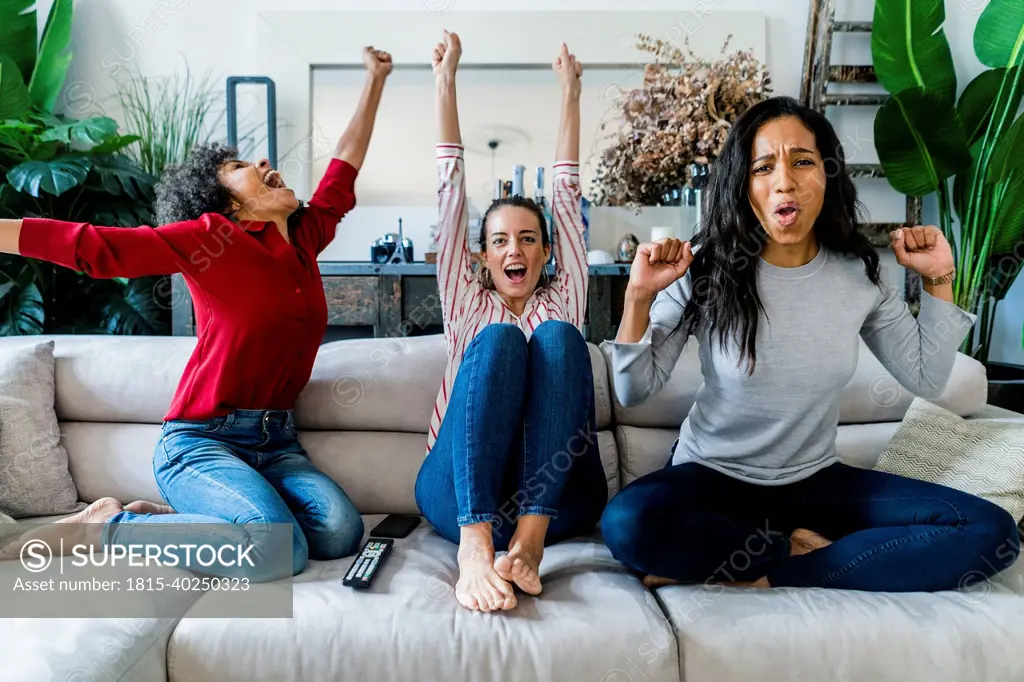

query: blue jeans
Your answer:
[415,321,608,550]
[103,409,363,581]
[601,460,1020,591]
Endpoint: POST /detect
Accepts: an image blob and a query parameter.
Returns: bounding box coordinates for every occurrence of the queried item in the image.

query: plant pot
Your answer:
[986,363,1024,412]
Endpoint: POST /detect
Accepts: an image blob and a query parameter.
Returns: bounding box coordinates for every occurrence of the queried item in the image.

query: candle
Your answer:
[650,226,675,242]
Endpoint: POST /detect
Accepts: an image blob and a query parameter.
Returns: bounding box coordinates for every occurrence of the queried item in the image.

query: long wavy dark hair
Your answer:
[676,96,882,374]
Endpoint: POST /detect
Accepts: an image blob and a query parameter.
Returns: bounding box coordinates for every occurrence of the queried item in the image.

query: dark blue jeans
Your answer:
[601,460,1020,592]
[415,321,608,551]
[104,409,363,580]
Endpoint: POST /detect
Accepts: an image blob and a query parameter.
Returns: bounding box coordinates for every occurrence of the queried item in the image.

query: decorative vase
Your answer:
[617,234,639,262]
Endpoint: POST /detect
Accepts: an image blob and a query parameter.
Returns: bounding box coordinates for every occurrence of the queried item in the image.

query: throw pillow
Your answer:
[875,397,1024,522]
[0,341,80,517]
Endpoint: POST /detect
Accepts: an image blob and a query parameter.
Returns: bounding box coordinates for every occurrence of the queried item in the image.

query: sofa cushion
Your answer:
[297,336,614,433]
[0,335,199,424]
[611,338,988,429]
[2,334,614,432]
[0,340,80,517]
[0,616,175,682]
[656,555,1024,682]
[306,430,620,515]
[63,422,164,505]
[875,398,1024,521]
[167,516,679,682]
[63,424,621,516]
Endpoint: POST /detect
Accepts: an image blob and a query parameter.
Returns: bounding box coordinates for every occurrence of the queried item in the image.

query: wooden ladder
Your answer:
[800,0,923,305]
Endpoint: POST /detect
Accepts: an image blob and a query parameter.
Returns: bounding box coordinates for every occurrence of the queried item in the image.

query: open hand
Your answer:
[889,226,954,280]
[433,30,462,80]
[553,42,583,96]
[628,238,694,299]
[363,47,393,78]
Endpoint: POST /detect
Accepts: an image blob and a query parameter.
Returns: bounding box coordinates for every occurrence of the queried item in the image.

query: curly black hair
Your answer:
[154,143,238,225]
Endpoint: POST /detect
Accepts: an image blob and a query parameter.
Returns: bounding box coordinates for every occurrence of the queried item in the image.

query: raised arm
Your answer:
[0,215,225,279]
[301,47,392,255]
[861,226,975,398]
[433,31,475,329]
[549,43,588,328]
[333,47,392,170]
[601,239,694,406]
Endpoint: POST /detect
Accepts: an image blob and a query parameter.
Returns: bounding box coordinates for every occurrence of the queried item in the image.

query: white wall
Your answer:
[41,0,1023,365]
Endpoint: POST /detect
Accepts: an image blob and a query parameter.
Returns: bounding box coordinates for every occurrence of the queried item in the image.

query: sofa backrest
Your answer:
[0,333,988,514]
[0,334,618,514]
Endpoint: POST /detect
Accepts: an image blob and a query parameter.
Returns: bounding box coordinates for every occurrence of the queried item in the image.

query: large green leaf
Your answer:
[975,0,1024,68]
[992,171,1024,254]
[90,134,140,154]
[987,113,1024,183]
[7,157,90,197]
[27,0,73,113]
[872,0,957,102]
[953,140,985,223]
[38,116,119,147]
[957,68,1023,147]
[101,277,167,335]
[92,155,156,201]
[0,0,37,83]
[0,281,44,335]
[875,87,972,196]
[0,53,31,120]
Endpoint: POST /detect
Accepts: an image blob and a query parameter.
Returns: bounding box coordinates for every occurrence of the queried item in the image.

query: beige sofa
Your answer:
[1,333,1023,682]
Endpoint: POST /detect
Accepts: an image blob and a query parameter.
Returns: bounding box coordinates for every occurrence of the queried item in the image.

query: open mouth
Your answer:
[504,264,528,284]
[774,203,799,227]
[263,169,286,190]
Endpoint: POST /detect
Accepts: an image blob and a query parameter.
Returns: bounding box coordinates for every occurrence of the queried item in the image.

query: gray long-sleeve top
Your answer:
[601,246,977,485]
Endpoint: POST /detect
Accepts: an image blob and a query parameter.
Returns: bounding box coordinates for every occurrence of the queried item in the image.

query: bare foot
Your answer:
[494,514,547,595]
[789,528,832,557]
[495,540,544,595]
[0,497,124,559]
[641,574,681,589]
[124,500,174,515]
[455,523,516,612]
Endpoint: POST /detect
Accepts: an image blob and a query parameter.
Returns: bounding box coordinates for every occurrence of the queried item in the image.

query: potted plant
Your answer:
[870,0,1024,409]
[0,0,165,334]
[590,35,771,209]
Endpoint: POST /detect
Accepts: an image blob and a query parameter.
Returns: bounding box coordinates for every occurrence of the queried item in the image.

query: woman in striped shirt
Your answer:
[414,31,608,612]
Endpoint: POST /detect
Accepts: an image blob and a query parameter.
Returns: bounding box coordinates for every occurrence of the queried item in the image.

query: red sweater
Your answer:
[19,159,358,422]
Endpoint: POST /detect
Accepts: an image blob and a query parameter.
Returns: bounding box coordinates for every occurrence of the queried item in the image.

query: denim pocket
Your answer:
[162,417,225,435]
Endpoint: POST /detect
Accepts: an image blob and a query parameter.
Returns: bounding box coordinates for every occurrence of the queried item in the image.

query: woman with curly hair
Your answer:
[599,96,1019,592]
[0,48,394,581]
[413,32,608,613]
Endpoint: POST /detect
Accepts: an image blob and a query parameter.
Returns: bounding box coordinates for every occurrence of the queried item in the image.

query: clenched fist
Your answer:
[627,238,694,300]
[363,46,393,79]
[433,30,462,80]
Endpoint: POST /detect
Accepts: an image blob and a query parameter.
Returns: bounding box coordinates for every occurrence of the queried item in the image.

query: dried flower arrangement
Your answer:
[591,35,772,208]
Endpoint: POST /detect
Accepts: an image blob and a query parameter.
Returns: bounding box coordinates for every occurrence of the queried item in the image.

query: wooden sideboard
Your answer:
[171,263,632,344]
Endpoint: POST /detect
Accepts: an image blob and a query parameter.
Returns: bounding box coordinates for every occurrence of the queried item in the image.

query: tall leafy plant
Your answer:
[0,0,167,335]
[117,68,220,178]
[871,0,1024,364]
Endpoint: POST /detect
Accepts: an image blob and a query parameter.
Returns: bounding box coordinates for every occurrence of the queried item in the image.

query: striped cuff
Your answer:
[436,143,464,160]
[553,161,580,178]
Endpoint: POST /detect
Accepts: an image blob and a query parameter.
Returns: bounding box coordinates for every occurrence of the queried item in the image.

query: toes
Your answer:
[493,554,513,580]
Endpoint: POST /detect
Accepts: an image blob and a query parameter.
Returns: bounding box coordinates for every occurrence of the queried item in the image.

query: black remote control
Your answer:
[343,538,393,589]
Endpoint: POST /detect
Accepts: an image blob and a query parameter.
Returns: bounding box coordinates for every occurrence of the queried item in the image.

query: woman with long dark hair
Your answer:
[0,48,394,581]
[414,31,607,612]
[599,96,1019,592]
